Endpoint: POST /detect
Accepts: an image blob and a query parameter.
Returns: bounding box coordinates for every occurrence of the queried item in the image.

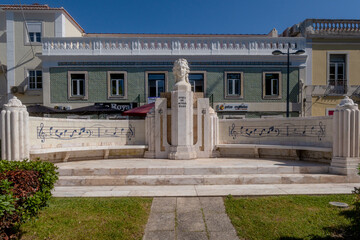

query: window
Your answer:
[108,72,127,99]
[68,71,88,99]
[28,70,42,90]
[328,54,347,94]
[189,73,205,92]
[225,72,243,98]
[148,73,165,98]
[72,77,84,96]
[263,72,281,99]
[26,22,42,43]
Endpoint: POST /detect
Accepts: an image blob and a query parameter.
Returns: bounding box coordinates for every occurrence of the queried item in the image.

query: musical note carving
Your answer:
[36,123,135,142]
[228,122,326,141]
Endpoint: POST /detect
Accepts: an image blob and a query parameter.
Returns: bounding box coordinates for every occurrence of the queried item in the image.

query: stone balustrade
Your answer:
[42,37,306,56]
[311,19,360,33]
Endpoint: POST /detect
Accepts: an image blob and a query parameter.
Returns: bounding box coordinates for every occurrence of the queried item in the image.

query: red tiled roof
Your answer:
[0,4,84,33]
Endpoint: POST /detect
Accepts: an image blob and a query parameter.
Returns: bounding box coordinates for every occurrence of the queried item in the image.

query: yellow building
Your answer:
[283,19,360,116]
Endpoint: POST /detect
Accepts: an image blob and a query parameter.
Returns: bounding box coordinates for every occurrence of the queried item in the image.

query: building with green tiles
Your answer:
[46,63,302,118]
[1,4,309,119]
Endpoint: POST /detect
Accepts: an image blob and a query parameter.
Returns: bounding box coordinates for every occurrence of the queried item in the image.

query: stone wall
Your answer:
[29,117,146,149]
[219,116,332,148]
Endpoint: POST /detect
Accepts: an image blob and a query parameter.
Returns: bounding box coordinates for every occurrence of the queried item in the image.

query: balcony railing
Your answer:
[324,80,348,96]
[42,37,306,56]
[351,85,360,98]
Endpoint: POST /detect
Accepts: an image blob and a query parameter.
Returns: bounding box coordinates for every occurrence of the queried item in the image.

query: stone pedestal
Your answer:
[169,88,197,160]
[330,96,360,176]
[1,96,29,161]
[168,81,197,160]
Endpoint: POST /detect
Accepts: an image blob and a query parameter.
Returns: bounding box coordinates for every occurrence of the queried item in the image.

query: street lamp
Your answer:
[272,48,305,117]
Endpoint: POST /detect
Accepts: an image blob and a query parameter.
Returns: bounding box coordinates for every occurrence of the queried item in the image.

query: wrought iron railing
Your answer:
[351,85,360,98]
[324,80,348,96]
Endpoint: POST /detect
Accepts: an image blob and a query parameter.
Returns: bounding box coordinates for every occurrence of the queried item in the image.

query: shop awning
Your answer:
[27,104,64,114]
[122,102,155,117]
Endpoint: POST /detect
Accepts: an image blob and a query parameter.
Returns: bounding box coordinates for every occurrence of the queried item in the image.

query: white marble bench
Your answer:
[30,145,148,162]
[216,144,332,160]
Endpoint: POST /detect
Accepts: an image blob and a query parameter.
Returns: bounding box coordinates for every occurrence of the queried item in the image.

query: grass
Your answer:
[225,194,358,240]
[19,197,152,240]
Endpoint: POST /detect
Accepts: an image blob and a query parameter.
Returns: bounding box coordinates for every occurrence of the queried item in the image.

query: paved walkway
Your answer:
[52,183,360,197]
[143,197,238,240]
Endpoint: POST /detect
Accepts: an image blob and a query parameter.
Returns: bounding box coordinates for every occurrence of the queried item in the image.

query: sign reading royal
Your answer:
[217,103,249,112]
[95,103,135,112]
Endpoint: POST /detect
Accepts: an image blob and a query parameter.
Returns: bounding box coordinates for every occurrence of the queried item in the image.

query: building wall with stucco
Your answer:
[311,40,360,116]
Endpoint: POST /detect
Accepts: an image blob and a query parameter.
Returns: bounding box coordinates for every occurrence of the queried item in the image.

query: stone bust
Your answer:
[172,58,191,91]
[173,58,190,84]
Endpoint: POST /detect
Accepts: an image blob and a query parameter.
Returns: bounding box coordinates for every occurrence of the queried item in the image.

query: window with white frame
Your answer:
[329,54,347,90]
[225,72,243,98]
[28,70,42,89]
[263,72,281,98]
[108,72,127,98]
[68,72,88,99]
[148,73,165,98]
[189,73,204,92]
[26,22,42,43]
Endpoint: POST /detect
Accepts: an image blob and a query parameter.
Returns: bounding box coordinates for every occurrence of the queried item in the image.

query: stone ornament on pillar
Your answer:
[1,96,29,161]
[331,96,360,176]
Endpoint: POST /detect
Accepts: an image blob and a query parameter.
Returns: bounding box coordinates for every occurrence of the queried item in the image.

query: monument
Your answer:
[168,59,197,159]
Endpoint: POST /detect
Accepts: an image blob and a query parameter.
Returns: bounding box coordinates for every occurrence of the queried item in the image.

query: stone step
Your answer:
[57,165,330,176]
[56,174,348,186]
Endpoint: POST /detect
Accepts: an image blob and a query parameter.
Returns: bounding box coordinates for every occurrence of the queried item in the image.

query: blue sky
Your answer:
[6,0,360,34]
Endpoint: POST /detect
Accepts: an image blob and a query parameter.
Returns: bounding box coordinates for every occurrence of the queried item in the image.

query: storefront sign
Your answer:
[217,103,249,112]
[95,103,135,112]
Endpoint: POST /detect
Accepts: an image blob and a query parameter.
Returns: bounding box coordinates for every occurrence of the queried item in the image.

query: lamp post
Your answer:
[272,48,305,117]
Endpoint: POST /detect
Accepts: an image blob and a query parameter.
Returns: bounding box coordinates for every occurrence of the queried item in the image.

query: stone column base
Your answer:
[168,146,197,160]
[144,151,156,158]
[330,157,360,176]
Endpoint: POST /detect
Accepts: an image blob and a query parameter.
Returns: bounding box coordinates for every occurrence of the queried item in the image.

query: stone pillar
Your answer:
[168,85,197,159]
[330,96,360,176]
[144,109,155,158]
[1,96,29,161]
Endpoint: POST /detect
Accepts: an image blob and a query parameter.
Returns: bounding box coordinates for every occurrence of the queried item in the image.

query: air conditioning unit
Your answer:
[10,85,27,94]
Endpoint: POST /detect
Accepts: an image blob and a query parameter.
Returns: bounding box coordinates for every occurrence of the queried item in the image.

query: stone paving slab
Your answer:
[56,158,330,169]
[143,197,239,240]
[52,183,360,197]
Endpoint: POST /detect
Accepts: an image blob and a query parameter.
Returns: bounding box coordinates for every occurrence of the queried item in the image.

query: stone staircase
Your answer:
[55,158,352,187]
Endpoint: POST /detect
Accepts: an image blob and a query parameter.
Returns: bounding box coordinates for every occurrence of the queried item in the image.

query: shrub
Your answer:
[0,159,58,239]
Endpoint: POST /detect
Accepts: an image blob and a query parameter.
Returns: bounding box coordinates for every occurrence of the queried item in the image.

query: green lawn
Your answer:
[20,197,152,240]
[225,195,358,240]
